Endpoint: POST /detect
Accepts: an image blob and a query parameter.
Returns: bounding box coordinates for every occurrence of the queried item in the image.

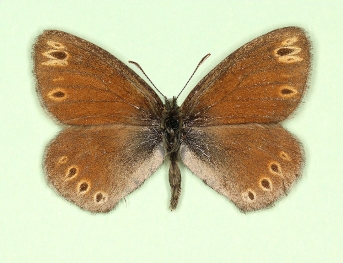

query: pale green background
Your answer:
[1,1,343,262]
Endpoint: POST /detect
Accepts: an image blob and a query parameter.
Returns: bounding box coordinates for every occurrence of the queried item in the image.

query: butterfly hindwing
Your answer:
[180,124,303,212]
[45,125,164,212]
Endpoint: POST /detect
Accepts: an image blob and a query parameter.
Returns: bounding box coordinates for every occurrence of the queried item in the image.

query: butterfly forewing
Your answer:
[45,125,164,213]
[34,30,163,126]
[181,27,311,126]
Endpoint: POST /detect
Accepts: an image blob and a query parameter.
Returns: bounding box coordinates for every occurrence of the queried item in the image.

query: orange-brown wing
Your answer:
[181,27,311,126]
[45,125,164,213]
[33,30,163,126]
[180,125,303,212]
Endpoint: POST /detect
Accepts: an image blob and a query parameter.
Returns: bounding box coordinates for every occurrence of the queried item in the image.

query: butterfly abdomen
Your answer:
[161,97,183,210]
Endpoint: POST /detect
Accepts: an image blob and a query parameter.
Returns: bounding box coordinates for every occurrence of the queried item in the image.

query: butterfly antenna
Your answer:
[176,53,211,99]
[129,60,167,100]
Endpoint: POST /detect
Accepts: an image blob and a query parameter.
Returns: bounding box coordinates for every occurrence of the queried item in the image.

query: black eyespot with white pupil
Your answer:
[52,91,65,98]
[276,48,294,56]
[50,51,67,59]
[79,182,88,192]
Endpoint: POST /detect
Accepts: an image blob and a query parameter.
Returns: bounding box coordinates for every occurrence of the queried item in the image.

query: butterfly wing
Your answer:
[33,31,166,212]
[33,30,163,126]
[45,125,164,213]
[180,125,303,212]
[181,27,311,126]
[180,27,310,212]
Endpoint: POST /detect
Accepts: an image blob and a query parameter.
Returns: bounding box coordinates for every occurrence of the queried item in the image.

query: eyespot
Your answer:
[274,46,301,56]
[49,51,67,60]
[276,47,294,56]
[259,177,273,191]
[42,50,69,60]
[47,88,67,101]
[77,180,91,194]
[52,91,65,97]
[42,50,69,66]
[94,192,108,204]
[274,46,302,63]
[65,165,79,179]
[269,161,283,177]
[279,86,298,98]
[242,189,256,203]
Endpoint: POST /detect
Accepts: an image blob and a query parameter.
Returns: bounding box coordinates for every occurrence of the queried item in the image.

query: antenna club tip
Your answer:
[200,53,211,64]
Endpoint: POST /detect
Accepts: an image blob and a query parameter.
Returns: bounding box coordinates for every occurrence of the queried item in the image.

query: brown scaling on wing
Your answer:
[33,30,164,126]
[181,27,311,126]
[180,124,304,212]
[44,125,164,213]
[178,27,310,211]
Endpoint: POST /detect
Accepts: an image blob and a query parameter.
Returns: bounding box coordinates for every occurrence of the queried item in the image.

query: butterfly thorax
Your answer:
[162,97,183,155]
[161,97,183,210]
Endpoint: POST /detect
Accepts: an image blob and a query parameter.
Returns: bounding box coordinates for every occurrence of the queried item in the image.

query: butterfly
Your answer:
[33,27,311,213]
